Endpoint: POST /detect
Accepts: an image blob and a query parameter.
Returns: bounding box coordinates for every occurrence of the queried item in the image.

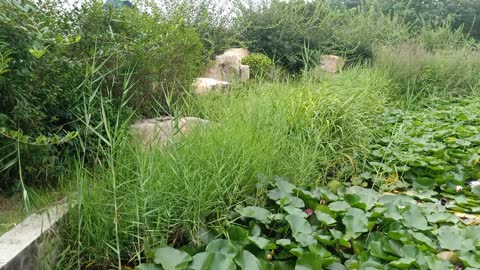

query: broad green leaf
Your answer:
[154,247,192,270]
[401,204,429,230]
[188,252,236,270]
[251,222,262,237]
[205,239,239,258]
[290,248,305,257]
[235,250,272,270]
[294,233,317,247]
[344,194,365,209]
[382,203,403,221]
[425,255,452,270]
[358,260,383,269]
[297,188,321,201]
[236,206,272,224]
[345,186,379,210]
[411,232,436,250]
[286,215,312,235]
[426,212,458,224]
[295,252,323,270]
[326,263,346,270]
[272,261,296,270]
[315,211,337,226]
[413,177,436,189]
[313,233,335,245]
[464,226,480,246]
[328,201,350,212]
[284,206,308,218]
[369,241,389,260]
[276,178,296,194]
[472,186,480,197]
[276,239,293,247]
[226,225,249,241]
[248,236,276,250]
[389,257,415,268]
[309,244,332,258]
[285,214,316,246]
[437,226,474,251]
[318,187,339,201]
[459,251,480,268]
[342,208,368,234]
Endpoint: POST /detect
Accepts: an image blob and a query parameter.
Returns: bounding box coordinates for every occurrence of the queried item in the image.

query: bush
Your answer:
[0,0,207,190]
[0,0,85,189]
[241,53,273,78]
[74,2,206,117]
[236,1,397,73]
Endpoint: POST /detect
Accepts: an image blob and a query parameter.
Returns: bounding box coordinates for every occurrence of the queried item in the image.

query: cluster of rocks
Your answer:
[132,49,345,148]
[194,48,251,94]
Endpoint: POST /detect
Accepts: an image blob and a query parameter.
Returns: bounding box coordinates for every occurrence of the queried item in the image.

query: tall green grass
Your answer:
[59,68,391,268]
[374,43,480,106]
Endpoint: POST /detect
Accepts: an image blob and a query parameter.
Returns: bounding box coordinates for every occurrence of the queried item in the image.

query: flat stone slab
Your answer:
[0,202,68,270]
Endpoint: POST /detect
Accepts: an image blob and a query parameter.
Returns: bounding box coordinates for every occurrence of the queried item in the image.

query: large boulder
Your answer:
[319,55,344,73]
[193,77,230,95]
[203,48,251,82]
[131,117,212,148]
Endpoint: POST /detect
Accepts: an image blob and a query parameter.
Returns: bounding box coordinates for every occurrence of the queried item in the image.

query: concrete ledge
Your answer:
[0,203,68,270]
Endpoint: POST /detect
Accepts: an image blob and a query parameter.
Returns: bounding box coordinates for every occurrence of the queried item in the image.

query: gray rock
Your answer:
[319,55,344,73]
[131,117,212,147]
[203,48,251,82]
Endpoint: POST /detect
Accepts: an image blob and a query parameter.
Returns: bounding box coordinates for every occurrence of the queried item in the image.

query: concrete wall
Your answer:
[0,203,67,270]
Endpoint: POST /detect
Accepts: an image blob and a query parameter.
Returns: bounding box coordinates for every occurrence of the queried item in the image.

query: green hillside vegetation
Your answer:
[0,0,479,269]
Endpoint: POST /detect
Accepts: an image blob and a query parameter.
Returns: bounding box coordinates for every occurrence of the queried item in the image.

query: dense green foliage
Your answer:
[241,53,273,79]
[0,0,205,189]
[336,0,480,40]
[60,71,391,268]
[139,178,480,269]
[374,45,480,105]
[1,0,480,268]
[368,99,480,195]
[237,1,374,72]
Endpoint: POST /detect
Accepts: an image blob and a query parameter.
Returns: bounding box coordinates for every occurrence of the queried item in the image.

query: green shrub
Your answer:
[0,0,86,189]
[236,1,400,73]
[74,2,206,117]
[236,0,343,73]
[241,53,273,78]
[0,0,207,190]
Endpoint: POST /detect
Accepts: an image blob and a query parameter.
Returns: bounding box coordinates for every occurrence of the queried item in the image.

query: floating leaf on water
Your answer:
[342,208,368,234]
[401,204,429,230]
[236,206,272,224]
[295,252,323,270]
[328,201,350,212]
[154,247,192,270]
[189,252,236,270]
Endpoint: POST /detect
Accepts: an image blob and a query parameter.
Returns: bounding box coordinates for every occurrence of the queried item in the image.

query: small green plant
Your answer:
[138,177,480,269]
[241,53,273,79]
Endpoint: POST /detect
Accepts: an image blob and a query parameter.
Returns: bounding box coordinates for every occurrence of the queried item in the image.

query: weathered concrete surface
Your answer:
[0,203,68,270]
